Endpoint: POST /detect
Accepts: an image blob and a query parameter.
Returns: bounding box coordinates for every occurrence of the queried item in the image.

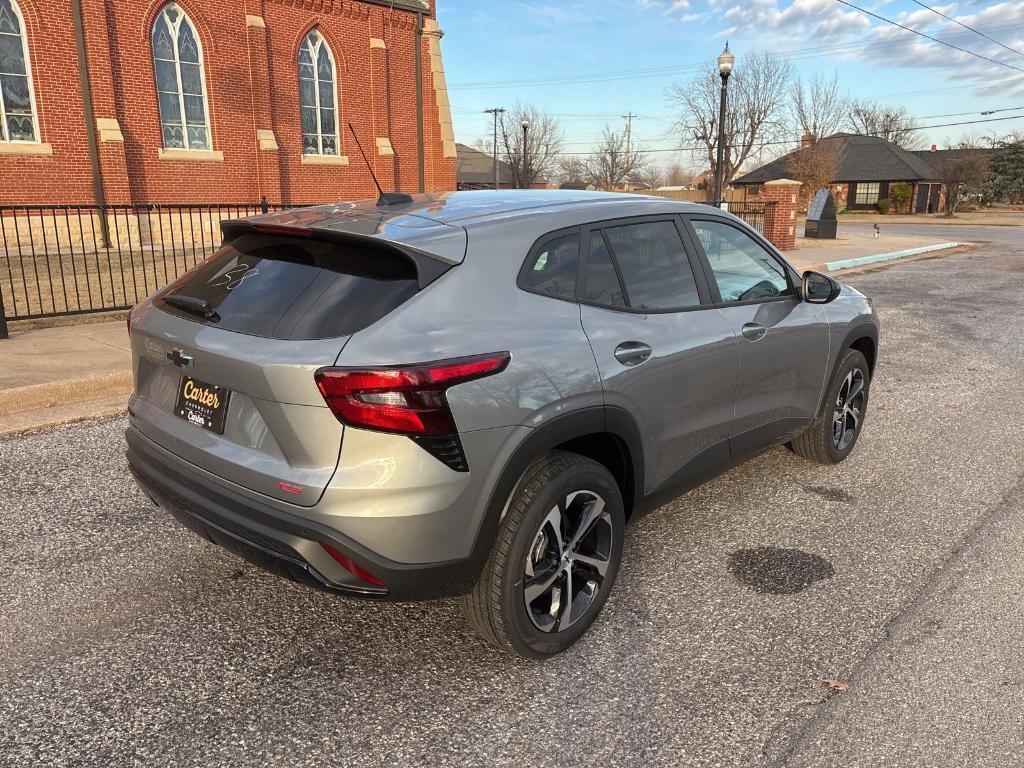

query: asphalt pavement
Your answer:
[1,244,1023,767]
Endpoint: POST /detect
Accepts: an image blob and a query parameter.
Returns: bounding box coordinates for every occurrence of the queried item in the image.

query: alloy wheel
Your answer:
[833,367,866,451]
[523,490,614,633]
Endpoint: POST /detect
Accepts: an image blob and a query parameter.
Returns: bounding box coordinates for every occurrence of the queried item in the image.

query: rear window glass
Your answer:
[158,233,420,340]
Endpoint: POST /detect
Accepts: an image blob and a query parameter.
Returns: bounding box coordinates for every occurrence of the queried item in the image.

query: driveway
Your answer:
[1,244,1023,767]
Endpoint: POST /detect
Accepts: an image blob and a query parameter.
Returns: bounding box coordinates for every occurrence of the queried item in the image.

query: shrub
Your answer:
[889,182,912,213]
[875,198,892,214]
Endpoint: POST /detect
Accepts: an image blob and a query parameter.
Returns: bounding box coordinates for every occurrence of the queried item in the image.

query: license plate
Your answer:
[175,376,230,434]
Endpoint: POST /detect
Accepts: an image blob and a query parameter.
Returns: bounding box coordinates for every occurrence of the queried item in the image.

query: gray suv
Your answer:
[126,190,878,658]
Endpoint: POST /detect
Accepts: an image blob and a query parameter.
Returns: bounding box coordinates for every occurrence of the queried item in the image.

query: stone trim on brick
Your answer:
[301,154,350,166]
[370,37,386,49]
[0,142,53,156]
[375,137,394,156]
[245,14,266,28]
[256,129,278,151]
[96,118,123,143]
[158,148,224,162]
[422,18,456,159]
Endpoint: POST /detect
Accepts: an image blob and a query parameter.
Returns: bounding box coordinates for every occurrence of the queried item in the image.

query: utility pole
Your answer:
[484,107,505,190]
[622,112,637,157]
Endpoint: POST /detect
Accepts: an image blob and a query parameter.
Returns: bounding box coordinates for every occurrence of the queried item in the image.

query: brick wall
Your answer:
[754,179,802,251]
[0,0,455,206]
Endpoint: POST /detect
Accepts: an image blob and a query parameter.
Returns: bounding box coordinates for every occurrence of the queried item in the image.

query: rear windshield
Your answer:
[158,233,420,340]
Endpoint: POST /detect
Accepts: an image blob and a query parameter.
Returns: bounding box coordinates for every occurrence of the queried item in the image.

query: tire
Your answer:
[460,451,625,659]
[791,348,870,464]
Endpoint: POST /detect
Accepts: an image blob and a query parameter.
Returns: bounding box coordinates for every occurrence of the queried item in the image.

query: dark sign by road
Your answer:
[805,189,837,239]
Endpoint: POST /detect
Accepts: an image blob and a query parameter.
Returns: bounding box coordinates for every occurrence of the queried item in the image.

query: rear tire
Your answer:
[460,451,624,659]
[791,348,870,464]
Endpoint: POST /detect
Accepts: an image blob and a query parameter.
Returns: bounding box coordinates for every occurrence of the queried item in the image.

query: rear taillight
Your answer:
[314,352,510,436]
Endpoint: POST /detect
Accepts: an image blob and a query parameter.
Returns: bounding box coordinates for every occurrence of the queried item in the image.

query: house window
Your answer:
[152,3,211,150]
[0,0,39,143]
[854,182,881,206]
[298,30,339,155]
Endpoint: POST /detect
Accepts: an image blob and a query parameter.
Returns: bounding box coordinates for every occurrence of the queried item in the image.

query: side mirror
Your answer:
[802,270,841,304]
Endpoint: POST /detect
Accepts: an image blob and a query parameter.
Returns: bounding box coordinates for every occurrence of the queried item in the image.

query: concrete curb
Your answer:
[0,395,127,437]
[825,242,959,272]
[0,371,133,417]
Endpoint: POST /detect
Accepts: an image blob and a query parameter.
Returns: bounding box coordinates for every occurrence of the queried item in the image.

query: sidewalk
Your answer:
[784,231,959,273]
[0,232,964,436]
[0,320,131,435]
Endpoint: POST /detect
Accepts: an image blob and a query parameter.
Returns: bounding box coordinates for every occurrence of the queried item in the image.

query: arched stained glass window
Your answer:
[298,30,338,155]
[0,0,39,143]
[152,3,211,150]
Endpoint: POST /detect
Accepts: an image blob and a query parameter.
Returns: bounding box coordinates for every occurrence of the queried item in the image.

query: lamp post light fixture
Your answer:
[521,117,530,189]
[713,42,735,207]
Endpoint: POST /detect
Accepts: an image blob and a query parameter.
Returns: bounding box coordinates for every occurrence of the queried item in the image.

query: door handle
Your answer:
[741,323,767,342]
[614,341,652,366]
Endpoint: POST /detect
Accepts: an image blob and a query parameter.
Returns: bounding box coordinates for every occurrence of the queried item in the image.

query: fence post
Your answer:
[0,285,9,340]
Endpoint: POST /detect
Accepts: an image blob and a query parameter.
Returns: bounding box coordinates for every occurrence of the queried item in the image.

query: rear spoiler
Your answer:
[220,220,453,289]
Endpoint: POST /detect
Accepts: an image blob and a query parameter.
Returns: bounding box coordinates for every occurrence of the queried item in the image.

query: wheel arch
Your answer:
[468,406,645,574]
[816,322,879,417]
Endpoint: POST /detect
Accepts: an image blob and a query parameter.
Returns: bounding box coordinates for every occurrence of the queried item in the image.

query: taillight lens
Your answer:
[314,352,510,436]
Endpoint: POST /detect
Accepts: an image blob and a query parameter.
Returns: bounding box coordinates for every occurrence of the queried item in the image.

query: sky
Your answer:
[436,0,1024,171]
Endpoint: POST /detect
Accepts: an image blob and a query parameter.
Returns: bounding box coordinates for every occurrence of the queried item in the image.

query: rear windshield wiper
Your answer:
[163,294,220,322]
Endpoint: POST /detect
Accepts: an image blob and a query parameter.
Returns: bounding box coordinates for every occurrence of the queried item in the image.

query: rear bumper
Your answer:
[126,426,487,601]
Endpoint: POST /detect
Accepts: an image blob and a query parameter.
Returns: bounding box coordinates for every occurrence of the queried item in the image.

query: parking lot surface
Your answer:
[2,244,1022,767]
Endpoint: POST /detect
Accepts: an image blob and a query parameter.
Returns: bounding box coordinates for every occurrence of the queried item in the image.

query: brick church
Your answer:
[0,0,456,206]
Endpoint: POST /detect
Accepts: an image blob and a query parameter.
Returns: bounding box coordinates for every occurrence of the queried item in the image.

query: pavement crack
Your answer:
[763,473,1024,768]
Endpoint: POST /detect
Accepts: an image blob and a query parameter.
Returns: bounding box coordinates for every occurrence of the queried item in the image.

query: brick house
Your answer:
[0,0,456,207]
[733,133,988,214]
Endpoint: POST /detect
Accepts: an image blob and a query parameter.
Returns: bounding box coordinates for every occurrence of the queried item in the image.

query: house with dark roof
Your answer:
[456,143,513,190]
[733,133,988,214]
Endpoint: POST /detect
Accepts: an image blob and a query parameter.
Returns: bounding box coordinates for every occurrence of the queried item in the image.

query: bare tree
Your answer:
[498,103,563,188]
[935,140,990,216]
[585,127,647,190]
[555,154,589,187]
[630,164,665,190]
[784,138,844,208]
[846,100,923,150]
[664,162,690,186]
[791,72,847,141]
[667,51,793,202]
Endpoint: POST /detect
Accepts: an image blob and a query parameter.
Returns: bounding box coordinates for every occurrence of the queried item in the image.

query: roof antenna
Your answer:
[348,122,413,207]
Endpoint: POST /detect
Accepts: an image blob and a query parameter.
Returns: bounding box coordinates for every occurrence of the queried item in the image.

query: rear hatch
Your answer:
[128,212,465,506]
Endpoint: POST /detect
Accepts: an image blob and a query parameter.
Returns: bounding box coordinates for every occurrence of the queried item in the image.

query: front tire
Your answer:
[460,451,625,659]
[791,348,870,464]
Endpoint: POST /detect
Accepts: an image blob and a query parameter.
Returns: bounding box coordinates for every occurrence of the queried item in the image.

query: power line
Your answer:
[835,0,1024,74]
[910,0,1024,59]
[447,16,1024,90]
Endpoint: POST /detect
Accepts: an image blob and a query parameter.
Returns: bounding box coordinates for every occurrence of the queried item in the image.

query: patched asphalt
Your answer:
[1,244,1022,767]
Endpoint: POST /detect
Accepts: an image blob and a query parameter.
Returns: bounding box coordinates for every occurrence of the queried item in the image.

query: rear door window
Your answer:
[158,233,421,340]
[596,220,701,310]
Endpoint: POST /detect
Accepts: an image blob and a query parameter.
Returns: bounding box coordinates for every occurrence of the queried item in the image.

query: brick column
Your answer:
[243,7,283,205]
[760,178,802,251]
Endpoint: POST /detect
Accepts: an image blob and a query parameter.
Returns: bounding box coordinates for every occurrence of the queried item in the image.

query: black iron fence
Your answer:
[0,202,288,335]
[702,201,772,235]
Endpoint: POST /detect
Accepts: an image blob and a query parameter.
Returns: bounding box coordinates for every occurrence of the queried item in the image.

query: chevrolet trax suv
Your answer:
[127,191,878,658]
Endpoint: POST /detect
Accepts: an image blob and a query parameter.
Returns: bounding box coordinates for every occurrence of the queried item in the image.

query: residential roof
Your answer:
[910,147,994,165]
[456,143,512,186]
[734,133,941,185]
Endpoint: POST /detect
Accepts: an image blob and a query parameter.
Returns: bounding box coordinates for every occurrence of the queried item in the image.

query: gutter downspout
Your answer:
[415,11,425,193]
[71,0,109,235]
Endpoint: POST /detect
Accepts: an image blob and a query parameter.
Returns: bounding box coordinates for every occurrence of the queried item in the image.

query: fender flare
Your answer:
[817,321,879,417]
[465,406,645,571]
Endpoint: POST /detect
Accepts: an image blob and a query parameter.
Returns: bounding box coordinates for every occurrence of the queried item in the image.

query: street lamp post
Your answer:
[521,117,530,189]
[713,42,735,207]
